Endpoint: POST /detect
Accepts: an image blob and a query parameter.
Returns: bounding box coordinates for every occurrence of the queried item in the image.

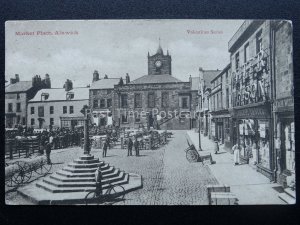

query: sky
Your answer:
[5,20,243,88]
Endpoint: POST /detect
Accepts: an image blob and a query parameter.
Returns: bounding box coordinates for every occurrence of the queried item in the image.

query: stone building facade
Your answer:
[113,44,196,130]
[228,20,294,182]
[272,21,294,187]
[210,63,233,149]
[5,74,51,128]
[89,70,120,127]
[27,79,89,129]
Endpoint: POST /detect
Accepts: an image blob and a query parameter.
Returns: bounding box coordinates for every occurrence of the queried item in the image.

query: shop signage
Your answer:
[274,97,294,111]
[233,105,270,119]
[232,50,270,107]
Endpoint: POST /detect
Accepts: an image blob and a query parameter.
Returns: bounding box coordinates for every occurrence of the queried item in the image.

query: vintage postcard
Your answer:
[5,20,295,205]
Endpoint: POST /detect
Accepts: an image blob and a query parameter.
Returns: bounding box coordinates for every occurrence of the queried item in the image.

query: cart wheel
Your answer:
[11,162,25,186]
[21,162,32,183]
[108,185,125,201]
[186,149,199,162]
[34,158,52,175]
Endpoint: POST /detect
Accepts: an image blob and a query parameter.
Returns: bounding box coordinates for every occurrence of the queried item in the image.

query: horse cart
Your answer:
[185,140,215,164]
[5,155,52,187]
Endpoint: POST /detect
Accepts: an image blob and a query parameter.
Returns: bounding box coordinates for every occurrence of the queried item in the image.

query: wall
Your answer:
[27,99,88,128]
[5,92,28,127]
[113,82,194,130]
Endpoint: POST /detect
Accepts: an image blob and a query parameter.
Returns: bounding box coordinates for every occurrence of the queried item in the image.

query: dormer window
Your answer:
[66,92,74,100]
[41,93,49,101]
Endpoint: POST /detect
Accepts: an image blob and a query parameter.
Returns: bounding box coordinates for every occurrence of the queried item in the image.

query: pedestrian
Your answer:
[127,137,133,156]
[49,133,54,150]
[94,165,103,196]
[45,141,52,164]
[102,138,108,158]
[214,138,219,154]
[134,136,139,156]
[232,144,240,165]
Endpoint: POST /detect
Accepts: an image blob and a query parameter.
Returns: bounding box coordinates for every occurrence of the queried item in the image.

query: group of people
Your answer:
[127,137,140,157]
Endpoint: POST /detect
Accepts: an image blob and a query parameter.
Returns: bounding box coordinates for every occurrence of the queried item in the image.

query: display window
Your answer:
[257,120,270,169]
[283,121,295,173]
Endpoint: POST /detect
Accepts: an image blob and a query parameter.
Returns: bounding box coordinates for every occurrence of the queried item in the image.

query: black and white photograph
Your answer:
[4,19,295,205]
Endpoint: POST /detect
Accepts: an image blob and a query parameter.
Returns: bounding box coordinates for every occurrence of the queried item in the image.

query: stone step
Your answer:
[51,169,121,182]
[67,162,102,168]
[79,155,95,160]
[58,166,114,177]
[42,171,126,188]
[62,163,110,173]
[284,188,296,198]
[73,159,100,164]
[278,193,296,204]
[36,173,129,193]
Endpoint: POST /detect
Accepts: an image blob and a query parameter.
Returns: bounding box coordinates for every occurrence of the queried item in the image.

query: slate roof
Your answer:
[130,74,183,84]
[90,78,120,90]
[29,87,89,102]
[5,81,33,93]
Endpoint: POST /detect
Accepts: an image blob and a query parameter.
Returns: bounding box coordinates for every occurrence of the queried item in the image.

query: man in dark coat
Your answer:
[134,137,139,156]
[127,137,133,156]
[45,141,52,164]
[102,139,108,158]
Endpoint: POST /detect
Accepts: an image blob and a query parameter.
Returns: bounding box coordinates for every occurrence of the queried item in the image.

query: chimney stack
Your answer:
[126,73,130,84]
[64,79,73,91]
[43,74,51,88]
[10,74,20,84]
[92,70,100,82]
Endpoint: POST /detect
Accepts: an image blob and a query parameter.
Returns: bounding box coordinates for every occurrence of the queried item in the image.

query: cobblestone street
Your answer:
[5,130,218,205]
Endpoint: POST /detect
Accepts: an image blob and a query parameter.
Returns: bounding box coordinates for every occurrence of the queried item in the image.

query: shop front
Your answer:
[210,110,232,150]
[231,102,274,180]
[60,116,85,130]
[274,96,295,187]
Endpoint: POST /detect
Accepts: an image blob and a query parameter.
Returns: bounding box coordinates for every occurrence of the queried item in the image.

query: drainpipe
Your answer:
[270,20,277,182]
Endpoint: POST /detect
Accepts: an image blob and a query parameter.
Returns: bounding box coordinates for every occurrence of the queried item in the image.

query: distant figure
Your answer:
[127,137,133,156]
[94,166,103,196]
[134,137,139,156]
[102,139,108,158]
[45,141,52,164]
[214,138,219,154]
[232,144,240,165]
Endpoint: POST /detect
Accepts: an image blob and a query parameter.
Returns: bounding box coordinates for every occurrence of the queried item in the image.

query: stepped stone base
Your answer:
[278,188,296,204]
[17,154,142,205]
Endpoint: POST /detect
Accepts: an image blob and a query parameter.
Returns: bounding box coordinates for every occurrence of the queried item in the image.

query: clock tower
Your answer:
[148,41,172,75]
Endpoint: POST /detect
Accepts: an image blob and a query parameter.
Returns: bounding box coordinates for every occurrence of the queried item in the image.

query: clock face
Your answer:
[155,60,162,68]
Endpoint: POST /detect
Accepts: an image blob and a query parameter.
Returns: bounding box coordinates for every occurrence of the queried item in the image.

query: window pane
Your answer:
[63,106,67,114]
[38,106,44,117]
[100,99,105,108]
[121,94,128,108]
[70,106,74,114]
[93,99,98,108]
[135,94,142,108]
[107,99,112,108]
[148,93,155,108]
[162,92,169,107]
[31,107,35,114]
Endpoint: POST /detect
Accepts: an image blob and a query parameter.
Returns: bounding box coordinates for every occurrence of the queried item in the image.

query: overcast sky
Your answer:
[5,20,243,88]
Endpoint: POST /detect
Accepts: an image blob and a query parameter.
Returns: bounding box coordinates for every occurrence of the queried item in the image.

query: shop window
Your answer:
[134,93,142,108]
[31,107,35,115]
[16,103,21,112]
[244,43,250,63]
[63,106,67,114]
[121,94,128,108]
[31,118,35,125]
[100,99,105,108]
[235,52,240,70]
[121,112,128,123]
[256,30,263,54]
[148,93,155,108]
[50,118,54,126]
[283,122,295,172]
[161,92,169,108]
[135,112,141,123]
[61,120,70,128]
[50,106,54,114]
[38,106,44,117]
[181,97,189,109]
[93,99,99,108]
[8,103,13,112]
[70,106,74,114]
[107,99,112,108]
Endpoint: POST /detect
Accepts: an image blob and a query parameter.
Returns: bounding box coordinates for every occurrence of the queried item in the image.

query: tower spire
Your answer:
[156,37,163,55]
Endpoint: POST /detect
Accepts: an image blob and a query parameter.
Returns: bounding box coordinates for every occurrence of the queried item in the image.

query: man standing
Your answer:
[45,141,52,164]
[95,165,103,196]
[134,137,139,157]
[102,138,108,158]
[127,137,133,156]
